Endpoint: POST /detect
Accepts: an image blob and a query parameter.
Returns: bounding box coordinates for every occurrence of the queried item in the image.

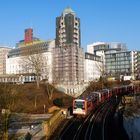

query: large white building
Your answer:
[6,40,55,83]
[84,52,103,82]
[84,42,105,82]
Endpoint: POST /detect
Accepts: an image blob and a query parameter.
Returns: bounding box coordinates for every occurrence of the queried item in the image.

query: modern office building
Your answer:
[87,42,127,61]
[105,51,139,80]
[87,42,139,80]
[56,7,80,47]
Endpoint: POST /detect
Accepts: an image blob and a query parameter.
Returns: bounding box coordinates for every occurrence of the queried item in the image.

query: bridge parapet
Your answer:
[55,83,88,97]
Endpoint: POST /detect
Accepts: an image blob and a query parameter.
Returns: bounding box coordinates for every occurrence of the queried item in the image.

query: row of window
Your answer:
[105,52,131,58]
[8,43,49,58]
[85,53,102,62]
[106,61,131,65]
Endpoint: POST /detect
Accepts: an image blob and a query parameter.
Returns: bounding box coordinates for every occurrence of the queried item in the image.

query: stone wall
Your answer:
[123,113,140,140]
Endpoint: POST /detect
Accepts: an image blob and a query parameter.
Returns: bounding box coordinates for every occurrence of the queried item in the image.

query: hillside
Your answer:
[0,83,72,114]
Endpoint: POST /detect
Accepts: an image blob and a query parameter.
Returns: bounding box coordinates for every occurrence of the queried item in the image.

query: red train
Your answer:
[73,84,136,117]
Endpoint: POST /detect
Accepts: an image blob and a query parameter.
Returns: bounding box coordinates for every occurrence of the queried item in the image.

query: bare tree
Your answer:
[0,84,17,110]
[0,84,18,140]
[95,61,106,89]
[44,83,55,101]
[42,67,56,101]
[85,81,103,93]
[42,69,56,101]
[21,53,48,88]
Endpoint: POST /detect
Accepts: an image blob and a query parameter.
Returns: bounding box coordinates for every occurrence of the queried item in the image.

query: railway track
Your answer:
[59,117,83,140]
[84,98,117,140]
[59,97,118,140]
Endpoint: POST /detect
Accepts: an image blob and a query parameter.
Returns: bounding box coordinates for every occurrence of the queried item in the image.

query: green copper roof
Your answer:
[63,7,75,15]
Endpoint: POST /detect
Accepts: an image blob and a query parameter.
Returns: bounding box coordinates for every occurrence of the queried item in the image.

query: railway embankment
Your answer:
[43,108,68,139]
[123,95,140,140]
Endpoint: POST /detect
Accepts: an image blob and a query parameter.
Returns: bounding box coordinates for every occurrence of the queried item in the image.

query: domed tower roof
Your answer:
[63,7,75,16]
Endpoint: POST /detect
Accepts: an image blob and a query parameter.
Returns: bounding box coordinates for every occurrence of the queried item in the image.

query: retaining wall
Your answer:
[123,113,140,140]
[43,109,67,139]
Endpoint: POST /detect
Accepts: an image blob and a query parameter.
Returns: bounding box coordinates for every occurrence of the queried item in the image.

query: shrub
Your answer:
[53,98,63,107]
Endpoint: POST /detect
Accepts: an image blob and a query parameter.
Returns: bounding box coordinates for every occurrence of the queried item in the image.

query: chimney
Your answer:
[24,28,33,44]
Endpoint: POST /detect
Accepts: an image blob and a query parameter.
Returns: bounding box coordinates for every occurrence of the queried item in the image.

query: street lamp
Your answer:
[43,104,46,113]
[34,94,42,108]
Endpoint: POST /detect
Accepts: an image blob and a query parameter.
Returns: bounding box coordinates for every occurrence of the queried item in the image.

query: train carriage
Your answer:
[127,85,134,94]
[102,89,110,100]
[109,89,113,97]
[73,84,136,117]
[73,92,101,116]
[73,99,86,115]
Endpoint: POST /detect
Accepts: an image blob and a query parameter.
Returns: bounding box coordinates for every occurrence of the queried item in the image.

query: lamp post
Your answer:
[34,94,42,108]
[44,104,46,113]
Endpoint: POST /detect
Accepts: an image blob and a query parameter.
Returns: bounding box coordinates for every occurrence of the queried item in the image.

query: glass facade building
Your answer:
[94,42,127,53]
[87,42,139,80]
[105,51,132,77]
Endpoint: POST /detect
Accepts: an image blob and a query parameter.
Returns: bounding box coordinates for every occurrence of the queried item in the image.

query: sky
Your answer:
[0,0,140,51]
